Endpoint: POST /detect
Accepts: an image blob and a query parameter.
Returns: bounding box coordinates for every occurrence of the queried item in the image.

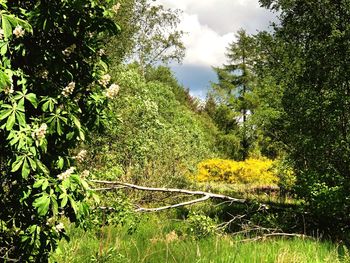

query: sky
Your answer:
[156,0,277,99]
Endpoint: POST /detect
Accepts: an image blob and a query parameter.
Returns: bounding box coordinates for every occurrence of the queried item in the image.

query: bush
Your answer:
[186,212,218,238]
[194,158,278,186]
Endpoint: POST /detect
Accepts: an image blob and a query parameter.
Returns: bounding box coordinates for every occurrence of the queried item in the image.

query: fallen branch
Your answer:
[90,180,247,212]
[238,232,313,242]
[135,195,210,212]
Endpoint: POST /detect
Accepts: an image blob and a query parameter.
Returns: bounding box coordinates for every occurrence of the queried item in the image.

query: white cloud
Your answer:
[157,0,275,67]
[179,13,235,67]
[155,0,276,97]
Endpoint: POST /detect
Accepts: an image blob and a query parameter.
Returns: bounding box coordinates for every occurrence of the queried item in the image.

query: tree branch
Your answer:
[90,180,247,213]
[90,180,246,203]
[135,195,210,212]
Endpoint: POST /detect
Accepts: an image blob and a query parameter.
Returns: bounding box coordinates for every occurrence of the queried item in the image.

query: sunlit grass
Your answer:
[51,215,345,263]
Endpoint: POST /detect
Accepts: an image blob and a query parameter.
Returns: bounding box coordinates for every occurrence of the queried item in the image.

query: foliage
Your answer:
[273,158,296,195]
[185,212,218,239]
[51,214,343,263]
[127,0,185,72]
[212,29,258,160]
[194,158,278,186]
[0,0,119,261]
[259,0,350,231]
[88,66,216,188]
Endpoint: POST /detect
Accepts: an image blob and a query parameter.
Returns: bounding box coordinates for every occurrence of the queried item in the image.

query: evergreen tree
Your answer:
[212,29,258,160]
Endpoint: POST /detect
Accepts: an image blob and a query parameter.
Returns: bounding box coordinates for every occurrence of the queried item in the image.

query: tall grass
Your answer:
[51,215,346,263]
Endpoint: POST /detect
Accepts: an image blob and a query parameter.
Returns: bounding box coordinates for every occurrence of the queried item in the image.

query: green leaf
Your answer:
[0,42,8,56]
[33,179,44,188]
[26,93,38,108]
[21,158,30,179]
[0,108,12,121]
[11,155,24,172]
[68,196,78,215]
[33,194,50,216]
[51,196,58,215]
[42,179,49,190]
[15,111,26,127]
[59,193,68,208]
[36,159,49,175]
[1,15,12,40]
[5,112,15,130]
[57,157,64,170]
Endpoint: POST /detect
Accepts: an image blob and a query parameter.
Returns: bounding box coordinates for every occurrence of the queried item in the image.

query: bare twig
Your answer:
[217,215,246,230]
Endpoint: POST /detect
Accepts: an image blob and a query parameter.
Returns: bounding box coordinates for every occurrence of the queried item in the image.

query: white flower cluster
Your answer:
[112,3,121,14]
[46,217,55,226]
[3,85,14,95]
[62,81,75,97]
[57,167,75,180]
[81,170,90,178]
[106,83,120,98]
[0,29,4,40]
[41,69,49,79]
[55,222,64,232]
[13,26,25,38]
[98,74,111,87]
[75,149,87,163]
[98,49,105,56]
[62,44,76,57]
[32,123,48,141]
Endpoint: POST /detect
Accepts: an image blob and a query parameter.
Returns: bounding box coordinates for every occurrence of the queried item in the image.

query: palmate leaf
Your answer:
[33,194,50,216]
[1,14,12,40]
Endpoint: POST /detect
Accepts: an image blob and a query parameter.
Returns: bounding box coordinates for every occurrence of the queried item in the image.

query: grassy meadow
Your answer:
[51,215,346,263]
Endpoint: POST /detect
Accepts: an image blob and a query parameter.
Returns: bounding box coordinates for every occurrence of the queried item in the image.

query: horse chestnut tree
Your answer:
[0,0,120,261]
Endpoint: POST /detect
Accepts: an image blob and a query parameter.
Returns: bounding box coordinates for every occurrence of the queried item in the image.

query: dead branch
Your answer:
[238,232,313,242]
[90,179,247,212]
[91,180,246,203]
[217,215,246,230]
[135,195,211,212]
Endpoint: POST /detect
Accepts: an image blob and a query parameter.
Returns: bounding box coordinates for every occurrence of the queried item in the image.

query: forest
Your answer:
[1,0,350,262]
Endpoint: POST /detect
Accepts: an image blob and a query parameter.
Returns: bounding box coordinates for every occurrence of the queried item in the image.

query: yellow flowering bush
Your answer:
[195,158,278,186]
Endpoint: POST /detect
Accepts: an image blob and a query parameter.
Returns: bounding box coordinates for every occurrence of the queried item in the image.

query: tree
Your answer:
[212,29,258,160]
[0,0,119,261]
[260,0,350,232]
[105,0,137,66]
[129,0,185,73]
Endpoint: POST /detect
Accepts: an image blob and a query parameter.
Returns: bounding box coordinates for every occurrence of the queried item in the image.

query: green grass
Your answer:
[51,215,346,263]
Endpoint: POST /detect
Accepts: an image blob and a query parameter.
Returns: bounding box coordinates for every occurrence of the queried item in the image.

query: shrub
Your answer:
[186,212,218,238]
[195,158,278,186]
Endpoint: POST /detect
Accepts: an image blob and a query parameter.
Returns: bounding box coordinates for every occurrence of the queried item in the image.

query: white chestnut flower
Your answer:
[106,83,120,98]
[13,26,25,38]
[62,81,75,97]
[3,85,14,95]
[31,123,48,141]
[57,167,75,180]
[41,69,49,79]
[55,222,65,232]
[98,49,105,56]
[112,3,121,14]
[98,74,111,87]
[75,149,87,163]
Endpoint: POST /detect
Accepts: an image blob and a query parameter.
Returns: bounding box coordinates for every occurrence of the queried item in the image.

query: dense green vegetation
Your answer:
[2,0,350,262]
[51,215,346,263]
